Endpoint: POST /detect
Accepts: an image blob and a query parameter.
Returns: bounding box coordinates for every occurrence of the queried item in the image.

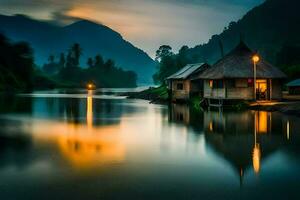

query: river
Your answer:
[0,90,299,199]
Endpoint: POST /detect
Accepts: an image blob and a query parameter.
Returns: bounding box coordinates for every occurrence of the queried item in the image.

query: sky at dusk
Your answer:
[0,0,264,57]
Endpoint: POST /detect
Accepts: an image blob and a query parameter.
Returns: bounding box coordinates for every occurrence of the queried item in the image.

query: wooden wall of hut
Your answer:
[171,80,203,100]
[203,79,283,101]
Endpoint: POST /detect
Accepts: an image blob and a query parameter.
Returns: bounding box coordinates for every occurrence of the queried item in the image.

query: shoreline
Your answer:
[249,101,300,117]
[125,85,169,104]
[2,87,300,117]
[126,86,300,117]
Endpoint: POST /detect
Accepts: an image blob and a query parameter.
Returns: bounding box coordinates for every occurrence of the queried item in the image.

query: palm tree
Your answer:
[70,43,82,67]
[94,54,104,68]
[48,55,55,64]
[59,53,66,68]
[104,59,114,72]
[87,57,94,68]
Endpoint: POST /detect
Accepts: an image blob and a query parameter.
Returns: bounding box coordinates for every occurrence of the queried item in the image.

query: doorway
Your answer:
[256,80,268,100]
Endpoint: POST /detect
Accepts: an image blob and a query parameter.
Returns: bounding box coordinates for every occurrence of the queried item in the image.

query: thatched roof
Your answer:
[197,41,287,79]
[287,79,300,87]
[166,63,210,80]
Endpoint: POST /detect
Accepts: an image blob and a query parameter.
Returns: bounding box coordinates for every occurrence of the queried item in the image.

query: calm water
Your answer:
[0,91,299,200]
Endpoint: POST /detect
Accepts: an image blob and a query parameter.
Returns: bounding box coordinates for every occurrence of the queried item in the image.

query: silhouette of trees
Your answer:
[104,59,114,72]
[43,53,66,75]
[155,45,173,61]
[59,53,65,68]
[64,43,83,69]
[94,54,104,68]
[70,43,82,67]
[87,57,94,68]
[56,43,137,87]
[153,45,193,84]
[0,34,34,90]
[48,55,55,64]
[277,44,300,79]
[0,35,136,90]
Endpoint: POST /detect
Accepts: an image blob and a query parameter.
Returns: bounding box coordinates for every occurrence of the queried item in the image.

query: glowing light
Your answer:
[257,111,268,134]
[26,119,127,170]
[252,144,261,174]
[252,55,260,63]
[209,80,213,88]
[87,94,93,129]
[87,82,96,90]
[58,133,125,169]
[256,80,267,94]
[209,121,213,132]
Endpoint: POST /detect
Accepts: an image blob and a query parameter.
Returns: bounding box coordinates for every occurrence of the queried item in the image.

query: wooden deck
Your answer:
[283,91,300,101]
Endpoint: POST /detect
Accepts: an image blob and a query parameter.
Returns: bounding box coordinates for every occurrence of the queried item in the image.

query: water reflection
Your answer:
[87,90,93,129]
[57,127,125,169]
[0,94,300,199]
[168,104,204,131]
[0,119,33,169]
[204,110,282,175]
[287,120,290,140]
[169,105,298,179]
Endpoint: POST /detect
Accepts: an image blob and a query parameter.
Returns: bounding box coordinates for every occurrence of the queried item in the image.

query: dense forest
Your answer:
[153,0,300,83]
[153,43,300,84]
[0,33,137,92]
[153,45,193,84]
[0,34,34,91]
[0,15,155,83]
[42,43,137,88]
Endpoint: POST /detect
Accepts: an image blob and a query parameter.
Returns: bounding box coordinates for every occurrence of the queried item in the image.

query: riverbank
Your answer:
[250,101,300,117]
[125,85,169,104]
[126,86,300,116]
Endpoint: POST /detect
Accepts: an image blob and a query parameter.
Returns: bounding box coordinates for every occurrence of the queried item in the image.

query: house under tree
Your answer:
[194,41,286,103]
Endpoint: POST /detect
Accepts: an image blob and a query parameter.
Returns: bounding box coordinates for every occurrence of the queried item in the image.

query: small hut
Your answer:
[166,63,210,102]
[287,79,300,95]
[196,41,286,103]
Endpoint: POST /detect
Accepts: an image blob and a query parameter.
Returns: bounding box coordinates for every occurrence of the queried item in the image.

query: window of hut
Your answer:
[177,83,184,90]
[227,80,235,88]
[213,80,224,89]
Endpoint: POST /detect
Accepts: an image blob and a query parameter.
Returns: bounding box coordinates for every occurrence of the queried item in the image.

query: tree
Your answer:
[48,55,55,64]
[94,54,104,68]
[277,44,300,79]
[277,44,300,67]
[152,45,177,84]
[155,45,173,62]
[178,45,189,55]
[12,41,34,88]
[70,43,82,67]
[43,53,62,75]
[0,34,34,90]
[218,40,224,58]
[87,57,94,68]
[176,45,190,69]
[59,53,66,68]
[104,59,114,71]
[65,51,73,68]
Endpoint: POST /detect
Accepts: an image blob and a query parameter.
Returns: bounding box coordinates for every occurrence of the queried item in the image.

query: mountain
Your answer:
[0,14,156,83]
[186,0,300,65]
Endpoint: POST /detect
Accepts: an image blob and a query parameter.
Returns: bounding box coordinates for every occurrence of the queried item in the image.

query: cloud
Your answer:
[50,9,83,25]
[0,0,264,56]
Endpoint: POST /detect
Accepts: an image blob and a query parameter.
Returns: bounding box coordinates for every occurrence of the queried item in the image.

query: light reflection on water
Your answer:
[0,92,299,199]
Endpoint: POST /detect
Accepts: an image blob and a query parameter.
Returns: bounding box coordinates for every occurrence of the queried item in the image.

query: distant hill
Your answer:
[186,0,300,65]
[0,14,156,83]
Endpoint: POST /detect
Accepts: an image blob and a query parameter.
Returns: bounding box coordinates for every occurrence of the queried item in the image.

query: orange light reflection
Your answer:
[252,144,261,174]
